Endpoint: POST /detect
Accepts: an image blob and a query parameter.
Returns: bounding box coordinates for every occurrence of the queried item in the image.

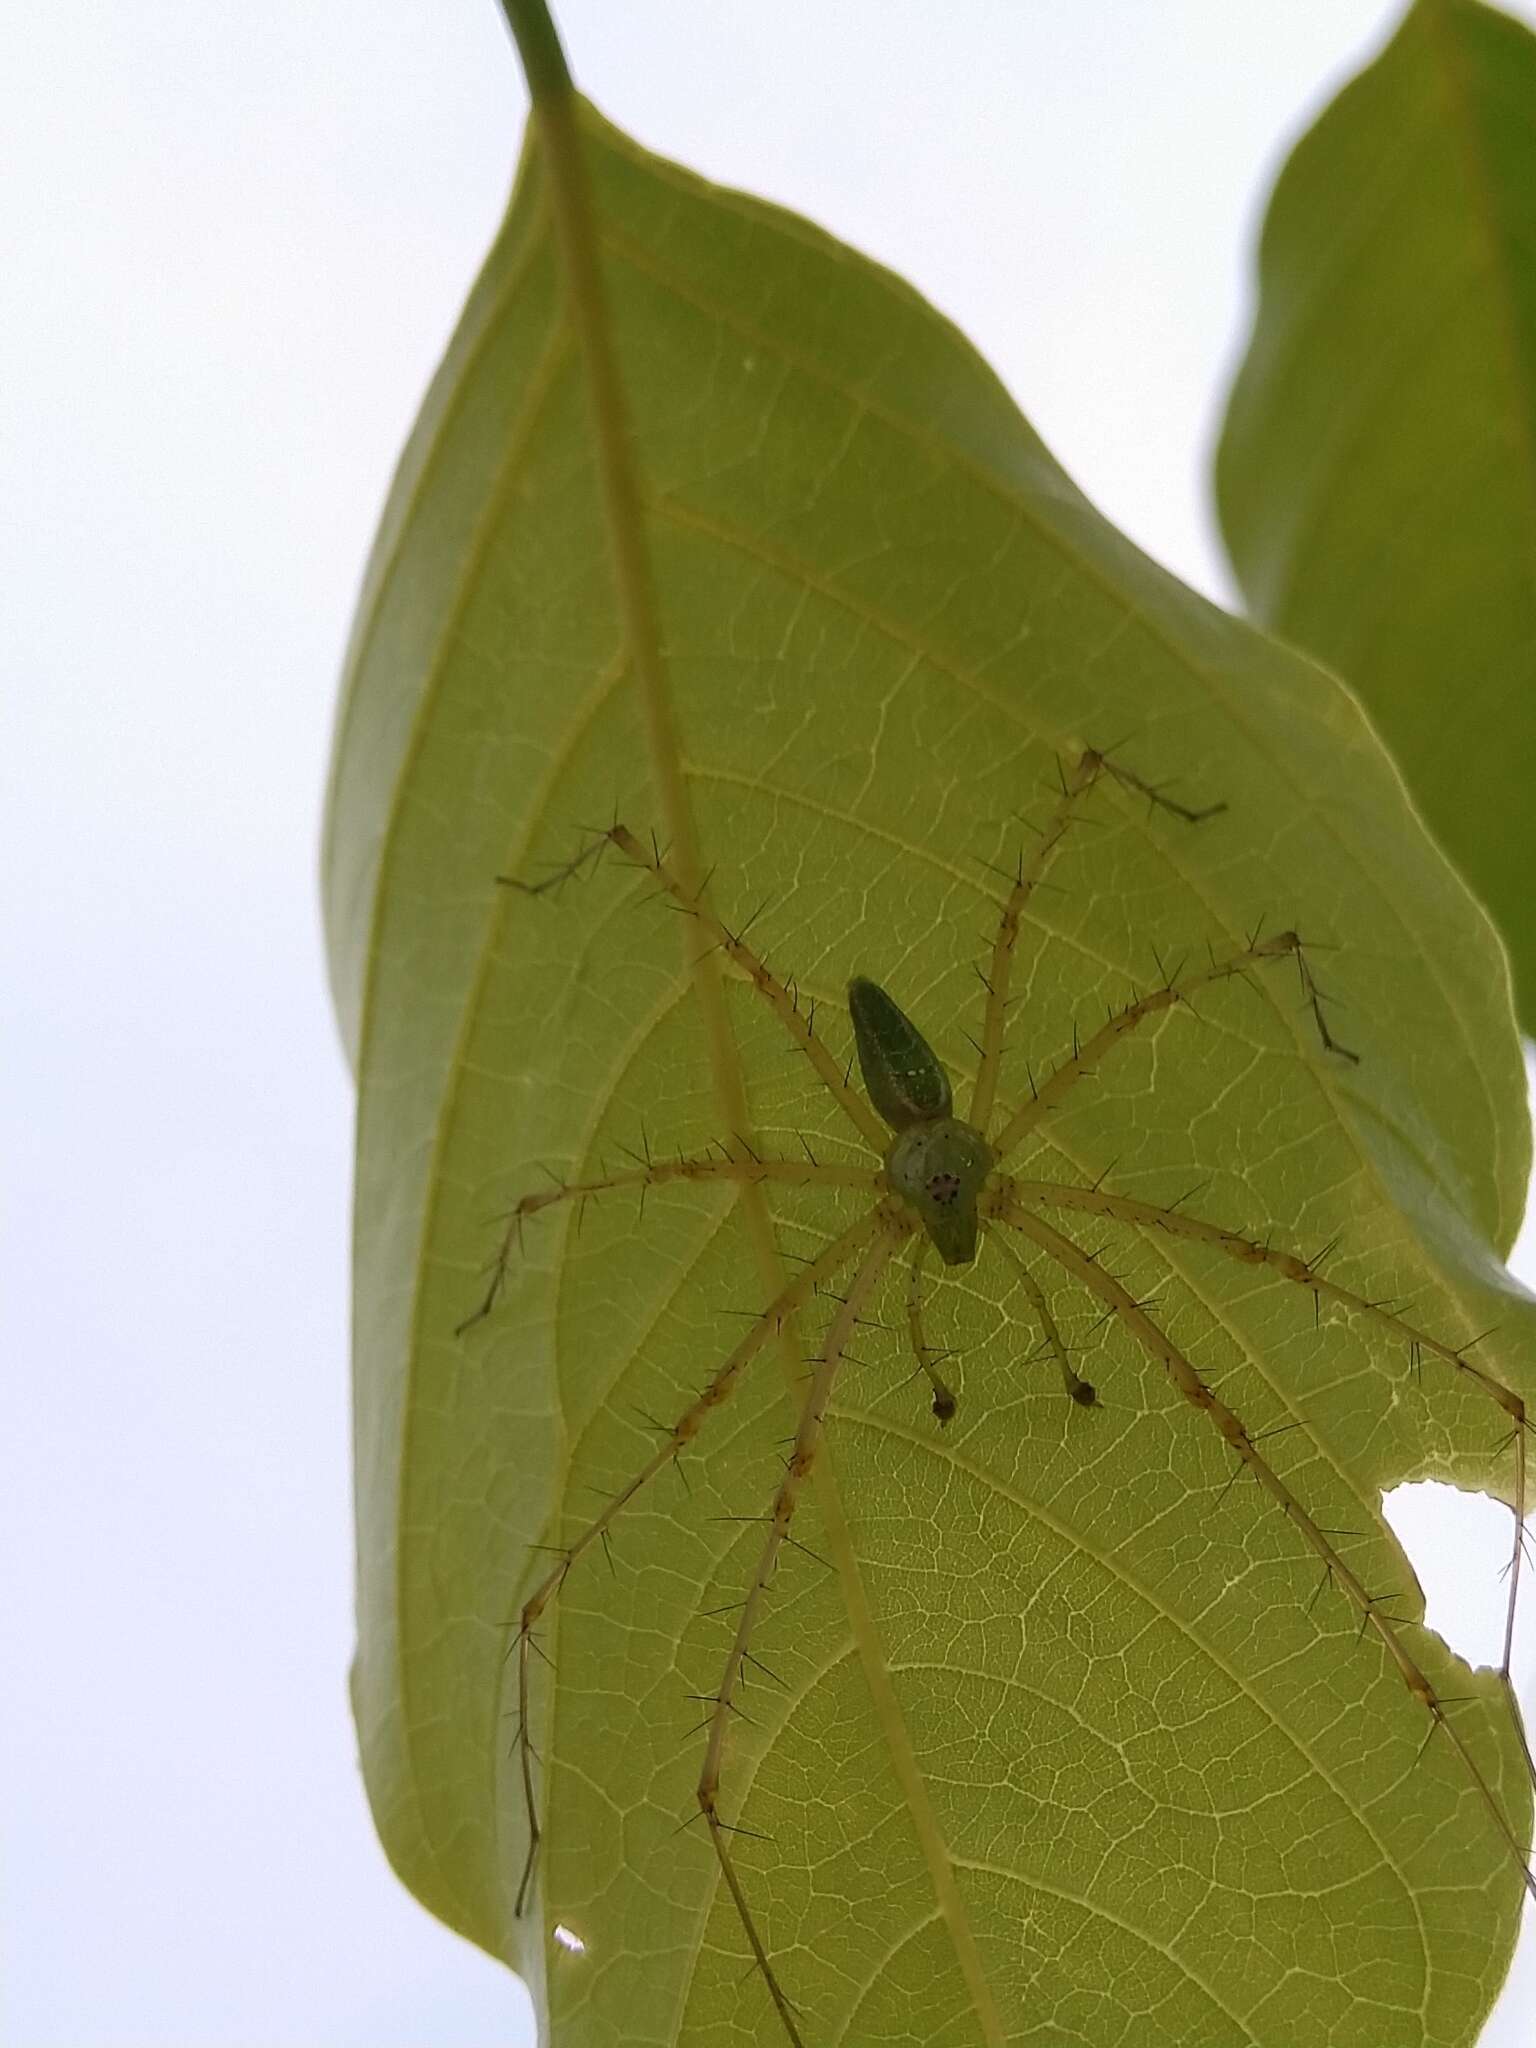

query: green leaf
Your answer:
[323,90,1535,2048]
[1216,0,1536,1030]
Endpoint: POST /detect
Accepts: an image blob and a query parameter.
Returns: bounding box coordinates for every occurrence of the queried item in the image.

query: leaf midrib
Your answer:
[529,91,1008,2039]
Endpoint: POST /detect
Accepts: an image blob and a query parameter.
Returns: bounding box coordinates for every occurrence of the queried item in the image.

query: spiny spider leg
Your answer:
[996,1198,1536,1903]
[1003,1173,1534,1787]
[987,1224,1097,1405]
[1089,742,1232,828]
[509,1205,888,1916]
[904,1238,958,1422]
[523,822,890,1155]
[697,1219,908,2048]
[969,746,1223,1132]
[458,1155,882,1333]
[990,930,1351,1164]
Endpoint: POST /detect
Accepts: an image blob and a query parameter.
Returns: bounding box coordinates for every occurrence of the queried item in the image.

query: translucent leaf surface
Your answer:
[323,96,1535,2048]
[1217,0,1536,1029]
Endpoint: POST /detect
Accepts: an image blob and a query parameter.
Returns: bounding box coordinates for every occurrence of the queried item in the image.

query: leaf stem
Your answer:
[499,0,572,103]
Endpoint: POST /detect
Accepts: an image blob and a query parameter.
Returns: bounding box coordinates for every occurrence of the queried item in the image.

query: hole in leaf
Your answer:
[1382,1480,1526,1673]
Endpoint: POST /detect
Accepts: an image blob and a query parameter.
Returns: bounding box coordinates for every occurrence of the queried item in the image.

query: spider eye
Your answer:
[885,1118,994,1265]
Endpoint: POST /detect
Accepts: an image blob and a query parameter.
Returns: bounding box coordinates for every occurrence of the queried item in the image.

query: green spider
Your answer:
[462,749,1534,2048]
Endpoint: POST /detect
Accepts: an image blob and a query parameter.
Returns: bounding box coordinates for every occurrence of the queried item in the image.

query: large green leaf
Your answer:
[323,82,1536,2048]
[1216,0,1536,1029]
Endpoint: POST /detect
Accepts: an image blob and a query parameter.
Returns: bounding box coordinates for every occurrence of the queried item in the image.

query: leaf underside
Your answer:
[324,97,1536,2048]
[1218,0,1536,1031]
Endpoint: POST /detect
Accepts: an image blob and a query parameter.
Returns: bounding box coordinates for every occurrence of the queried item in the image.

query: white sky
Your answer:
[5,2,1534,2042]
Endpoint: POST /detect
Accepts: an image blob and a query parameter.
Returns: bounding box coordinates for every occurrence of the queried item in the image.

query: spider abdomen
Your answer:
[848,975,953,1128]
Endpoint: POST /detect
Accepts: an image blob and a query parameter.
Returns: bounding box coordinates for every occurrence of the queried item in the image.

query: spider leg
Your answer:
[969,746,1221,1132]
[1091,744,1228,827]
[990,930,1351,1162]
[458,1155,882,1334]
[904,1237,958,1422]
[988,1224,1096,1405]
[1005,1173,1535,1792]
[524,823,890,1153]
[996,1197,1536,1904]
[509,1204,888,1918]
[696,1222,905,2046]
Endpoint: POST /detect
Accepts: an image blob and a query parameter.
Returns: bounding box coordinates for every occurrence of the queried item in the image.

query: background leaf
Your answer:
[324,95,1535,2047]
[1216,0,1536,1029]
